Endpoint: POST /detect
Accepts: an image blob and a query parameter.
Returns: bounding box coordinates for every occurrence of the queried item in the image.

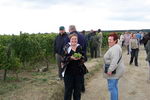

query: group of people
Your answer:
[85,29,103,58]
[54,25,87,100]
[118,31,149,67]
[54,25,150,100]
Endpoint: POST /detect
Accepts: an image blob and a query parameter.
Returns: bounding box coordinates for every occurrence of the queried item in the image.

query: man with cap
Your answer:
[54,26,69,80]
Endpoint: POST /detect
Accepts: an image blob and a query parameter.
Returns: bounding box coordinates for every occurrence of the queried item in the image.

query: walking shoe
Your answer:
[135,64,138,66]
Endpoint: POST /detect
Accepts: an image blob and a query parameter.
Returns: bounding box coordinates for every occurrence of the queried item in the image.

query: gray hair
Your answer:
[69,25,76,32]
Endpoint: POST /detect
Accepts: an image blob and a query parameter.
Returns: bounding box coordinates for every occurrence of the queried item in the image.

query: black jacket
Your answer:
[54,33,69,56]
[62,44,88,75]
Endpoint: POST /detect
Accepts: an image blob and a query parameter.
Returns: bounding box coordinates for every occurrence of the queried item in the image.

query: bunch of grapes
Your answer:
[73,53,82,59]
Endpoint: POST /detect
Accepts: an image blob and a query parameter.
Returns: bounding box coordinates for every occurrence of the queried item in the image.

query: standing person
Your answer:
[124,32,131,55]
[119,32,125,47]
[62,33,87,100]
[145,33,150,81]
[141,32,150,48]
[129,33,139,66]
[97,29,103,57]
[81,30,86,36]
[85,30,93,54]
[103,32,124,100]
[89,31,99,58]
[68,25,87,92]
[54,26,69,80]
[136,31,142,45]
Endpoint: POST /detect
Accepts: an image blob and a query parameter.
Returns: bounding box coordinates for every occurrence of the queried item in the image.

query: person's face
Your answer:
[59,30,65,34]
[108,36,116,47]
[70,36,78,46]
[133,34,136,38]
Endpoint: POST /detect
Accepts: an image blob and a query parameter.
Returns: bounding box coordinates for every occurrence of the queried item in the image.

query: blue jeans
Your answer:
[107,79,119,100]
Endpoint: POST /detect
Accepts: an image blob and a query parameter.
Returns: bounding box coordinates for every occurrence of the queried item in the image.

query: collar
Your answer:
[67,43,80,53]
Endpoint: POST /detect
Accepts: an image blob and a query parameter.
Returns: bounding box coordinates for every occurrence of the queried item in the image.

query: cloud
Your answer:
[0,0,150,34]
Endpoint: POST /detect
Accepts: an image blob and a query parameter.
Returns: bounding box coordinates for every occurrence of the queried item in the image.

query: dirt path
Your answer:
[82,46,150,100]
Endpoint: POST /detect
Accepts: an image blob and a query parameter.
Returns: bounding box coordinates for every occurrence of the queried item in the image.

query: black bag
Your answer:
[81,64,89,74]
[104,64,116,74]
[104,55,122,74]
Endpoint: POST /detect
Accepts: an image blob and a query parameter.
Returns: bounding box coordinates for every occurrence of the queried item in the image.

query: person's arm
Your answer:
[129,39,132,53]
[108,46,121,73]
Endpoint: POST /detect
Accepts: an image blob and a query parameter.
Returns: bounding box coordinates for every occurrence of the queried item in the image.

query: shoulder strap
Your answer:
[117,54,122,64]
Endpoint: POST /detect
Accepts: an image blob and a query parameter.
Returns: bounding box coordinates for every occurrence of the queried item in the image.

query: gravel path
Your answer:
[82,46,150,100]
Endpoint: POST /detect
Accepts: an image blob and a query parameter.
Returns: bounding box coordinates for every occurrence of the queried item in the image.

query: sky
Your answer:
[0,0,150,34]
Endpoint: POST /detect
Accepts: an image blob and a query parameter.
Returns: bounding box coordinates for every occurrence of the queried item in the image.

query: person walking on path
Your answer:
[97,29,103,57]
[124,32,131,55]
[145,33,150,81]
[103,32,125,100]
[129,33,139,66]
[54,26,69,80]
[119,32,125,47]
[62,33,87,100]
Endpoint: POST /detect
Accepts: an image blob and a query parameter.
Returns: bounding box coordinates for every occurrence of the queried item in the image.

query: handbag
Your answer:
[104,55,122,74]
[104,64,116,74]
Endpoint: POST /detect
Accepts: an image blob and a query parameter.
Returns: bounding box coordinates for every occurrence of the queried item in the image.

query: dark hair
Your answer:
[109,32,118,43]
[98,29,101,32]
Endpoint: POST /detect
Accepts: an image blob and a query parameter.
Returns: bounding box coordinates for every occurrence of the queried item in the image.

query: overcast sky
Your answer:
[0,0,150,34]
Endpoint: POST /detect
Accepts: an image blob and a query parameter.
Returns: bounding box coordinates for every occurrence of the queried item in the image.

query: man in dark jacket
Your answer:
[89,31,99,58]
[54,26,69,80]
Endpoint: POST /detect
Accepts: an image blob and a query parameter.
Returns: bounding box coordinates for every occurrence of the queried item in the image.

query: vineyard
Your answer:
[0,33,57,81]
[0,32,120,81]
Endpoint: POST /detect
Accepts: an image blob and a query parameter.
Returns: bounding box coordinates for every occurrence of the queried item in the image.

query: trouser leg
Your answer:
[94,47,98,58]
[127,45,129,54]
[99,43,102,56]
[97,45,100,57]
[148,61,150,80]
[64,75,74,100]
[130,49,135,64]
[73,75,83,100]
[134,49,139,66]
[81,75,85,92]
[107,79,119,100]
[90,47,94,58]
[56,54,62,79]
